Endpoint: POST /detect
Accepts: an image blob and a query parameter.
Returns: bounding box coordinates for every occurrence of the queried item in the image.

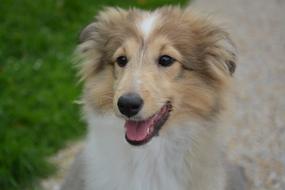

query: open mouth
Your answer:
[124,102,172,146]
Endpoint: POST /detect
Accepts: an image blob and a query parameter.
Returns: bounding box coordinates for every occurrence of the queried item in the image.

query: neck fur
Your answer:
[84,113,223,190]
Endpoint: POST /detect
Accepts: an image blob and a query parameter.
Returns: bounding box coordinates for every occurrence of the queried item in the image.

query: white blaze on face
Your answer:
[131,13,158,92]
[131,69,143,92]
[138,13,158,40]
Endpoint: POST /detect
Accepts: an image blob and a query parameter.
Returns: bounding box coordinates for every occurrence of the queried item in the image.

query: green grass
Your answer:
[0,0,188,189]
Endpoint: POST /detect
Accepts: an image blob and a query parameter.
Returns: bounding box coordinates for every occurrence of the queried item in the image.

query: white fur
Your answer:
[131,70,142,92]
[83,108,226,190]
[138,13,158,40]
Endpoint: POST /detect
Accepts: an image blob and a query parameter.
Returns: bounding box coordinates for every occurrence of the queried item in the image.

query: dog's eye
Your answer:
[116,56,128,67]
[158,55,175,67]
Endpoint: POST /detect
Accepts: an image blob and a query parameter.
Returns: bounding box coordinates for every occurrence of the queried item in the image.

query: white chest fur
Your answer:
[83,114,225,190]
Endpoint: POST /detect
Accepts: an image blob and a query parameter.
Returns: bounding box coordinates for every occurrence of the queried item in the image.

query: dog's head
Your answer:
[77,7,236,146]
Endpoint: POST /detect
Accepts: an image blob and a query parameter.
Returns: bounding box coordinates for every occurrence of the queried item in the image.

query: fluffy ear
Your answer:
[79,22,97,43]
[206,27,237,77]
[191,17,237,77]
[216,35,237,75]
[79,7,128,43]
[75,7,128,80]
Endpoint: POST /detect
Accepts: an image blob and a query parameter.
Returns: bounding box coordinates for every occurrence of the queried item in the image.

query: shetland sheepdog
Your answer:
[61,6,247,190]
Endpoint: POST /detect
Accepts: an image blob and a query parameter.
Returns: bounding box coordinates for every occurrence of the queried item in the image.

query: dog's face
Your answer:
[77,7,236,146]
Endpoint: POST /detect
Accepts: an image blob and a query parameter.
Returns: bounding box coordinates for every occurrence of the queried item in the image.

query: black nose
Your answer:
[117,93,144,117]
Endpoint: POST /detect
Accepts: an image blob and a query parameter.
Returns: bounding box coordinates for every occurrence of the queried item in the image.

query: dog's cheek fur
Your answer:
[163,74,210,124]
[84,65,114,112]
[139,69,173,118]
[140,61,185,118]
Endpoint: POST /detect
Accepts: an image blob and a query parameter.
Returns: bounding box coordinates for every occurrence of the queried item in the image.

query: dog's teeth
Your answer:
[147,128,150,134]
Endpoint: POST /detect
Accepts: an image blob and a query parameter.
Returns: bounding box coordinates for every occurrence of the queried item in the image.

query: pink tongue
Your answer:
[125,119,153,141]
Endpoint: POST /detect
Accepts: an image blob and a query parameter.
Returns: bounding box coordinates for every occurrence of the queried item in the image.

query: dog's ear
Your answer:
[216,35,237,75]
[79,22,97,43]
[197,25,237,77]
[78,7,128,44]
[191,19,236,75]
[75,7,128,80]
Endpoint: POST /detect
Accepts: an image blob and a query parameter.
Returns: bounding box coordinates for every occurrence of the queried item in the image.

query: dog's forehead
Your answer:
[136,12,159,40]
[131,10,182,47]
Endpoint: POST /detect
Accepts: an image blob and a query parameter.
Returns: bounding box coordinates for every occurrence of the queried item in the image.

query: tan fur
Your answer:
[65,6,245,190]
[77,6,236,120]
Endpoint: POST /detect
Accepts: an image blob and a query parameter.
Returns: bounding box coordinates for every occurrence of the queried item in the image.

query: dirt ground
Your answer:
[41,0,285,189]
[191,0,285,189]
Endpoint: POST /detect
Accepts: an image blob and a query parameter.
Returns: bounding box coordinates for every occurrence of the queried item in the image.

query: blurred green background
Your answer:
[0,0,188,189]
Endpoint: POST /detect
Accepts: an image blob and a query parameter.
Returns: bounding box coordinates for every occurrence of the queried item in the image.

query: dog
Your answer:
[61,6,247,190]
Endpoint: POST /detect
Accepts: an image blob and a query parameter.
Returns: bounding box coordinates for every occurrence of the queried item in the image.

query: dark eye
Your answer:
[158,55,175,67]
[116,56,128,67]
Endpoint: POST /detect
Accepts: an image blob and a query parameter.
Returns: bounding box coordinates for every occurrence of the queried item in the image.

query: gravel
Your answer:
[41,0,285,189]
[191,0,285,189]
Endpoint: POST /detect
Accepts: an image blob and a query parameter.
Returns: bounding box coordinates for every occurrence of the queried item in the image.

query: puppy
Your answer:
[61,6,247,190]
